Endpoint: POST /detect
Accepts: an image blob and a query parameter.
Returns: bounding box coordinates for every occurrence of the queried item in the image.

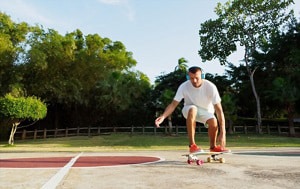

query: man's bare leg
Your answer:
[207,118,218,149]
[186,107,197,145]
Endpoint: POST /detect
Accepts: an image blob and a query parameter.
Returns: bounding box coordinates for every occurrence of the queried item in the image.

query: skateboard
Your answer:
[182,151,230,165]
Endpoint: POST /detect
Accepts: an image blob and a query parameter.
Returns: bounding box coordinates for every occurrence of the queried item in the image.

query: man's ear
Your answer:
[201,73,205,79]
[186,74,190,80]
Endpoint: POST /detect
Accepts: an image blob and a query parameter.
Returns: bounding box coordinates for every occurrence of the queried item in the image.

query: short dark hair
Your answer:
[188,66,202,74]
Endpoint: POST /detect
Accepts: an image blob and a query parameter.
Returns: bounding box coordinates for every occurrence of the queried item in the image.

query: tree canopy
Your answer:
[199,0,295,133]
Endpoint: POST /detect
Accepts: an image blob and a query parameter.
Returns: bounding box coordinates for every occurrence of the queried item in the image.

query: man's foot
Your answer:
[189,144,203,153]
[210,145,231,153]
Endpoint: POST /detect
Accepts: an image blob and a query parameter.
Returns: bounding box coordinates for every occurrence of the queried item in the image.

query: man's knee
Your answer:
[206,118,218,128]
[187,107,197,118]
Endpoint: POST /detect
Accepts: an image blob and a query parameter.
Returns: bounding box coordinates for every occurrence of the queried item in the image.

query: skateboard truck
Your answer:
[187,154,204,165]
[207,154,225,163]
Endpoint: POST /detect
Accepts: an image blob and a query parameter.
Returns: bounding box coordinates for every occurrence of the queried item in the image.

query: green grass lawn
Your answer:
[0,133,299,152]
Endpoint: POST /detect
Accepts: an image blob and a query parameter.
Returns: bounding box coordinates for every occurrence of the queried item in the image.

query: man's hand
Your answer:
[217,132,226,149]
[155,115,165,128]
[154,100,179,128]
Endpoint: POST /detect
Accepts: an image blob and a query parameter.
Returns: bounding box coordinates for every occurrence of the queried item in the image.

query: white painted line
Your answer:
[41,152,82,189]
[137,157,165,165]
[71,156,165,169]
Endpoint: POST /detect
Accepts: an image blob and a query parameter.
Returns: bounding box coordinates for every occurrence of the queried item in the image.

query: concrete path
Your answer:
[0,148,299,189]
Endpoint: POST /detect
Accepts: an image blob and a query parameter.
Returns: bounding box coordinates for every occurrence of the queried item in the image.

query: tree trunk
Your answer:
[249,68,262,134]
[244,49,262,134]
[287,104,296,137]
[227,119,233,134]
[8,122,20,145]
[288,117,296,137]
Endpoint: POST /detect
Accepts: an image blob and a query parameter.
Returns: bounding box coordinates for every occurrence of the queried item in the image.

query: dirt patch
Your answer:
[245,168,300,184]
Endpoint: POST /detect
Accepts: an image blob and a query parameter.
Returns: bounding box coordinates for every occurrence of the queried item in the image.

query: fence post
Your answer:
[98,126,101,135]
[142,125,145,135]
[131,125,134,135]
[22,130,26,140]
[244,125,247,134]
[54,128,58,138]
[77,126,80,136]
[267,125,270,134]
[176,125,178,135]
[43,128,47,139]
[65,127,68,137]
[154,127,156,135]
[88,126,91,137]
[34,129,37,139]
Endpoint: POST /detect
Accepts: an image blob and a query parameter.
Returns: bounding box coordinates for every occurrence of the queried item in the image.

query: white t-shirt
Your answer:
[173,79,221,113]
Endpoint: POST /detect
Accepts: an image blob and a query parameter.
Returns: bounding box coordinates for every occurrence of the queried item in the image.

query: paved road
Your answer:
[0,148,300,189]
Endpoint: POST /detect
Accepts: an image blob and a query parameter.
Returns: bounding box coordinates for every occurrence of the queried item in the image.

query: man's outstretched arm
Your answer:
[155,100,180,127]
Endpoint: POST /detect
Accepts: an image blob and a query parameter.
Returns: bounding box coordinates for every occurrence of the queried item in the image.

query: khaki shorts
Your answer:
[182,105,215,127]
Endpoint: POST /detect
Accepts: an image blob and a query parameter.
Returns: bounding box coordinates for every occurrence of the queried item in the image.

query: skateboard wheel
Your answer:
[207,157,212,163]
[219,158,225,163]
[196,160,203,165]
[187,160,192,164]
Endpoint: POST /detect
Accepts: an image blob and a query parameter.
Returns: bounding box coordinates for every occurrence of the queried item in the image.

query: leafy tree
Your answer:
[266,77,298,136]
[20,24,143,128]
[225,63,257,117]
[0,94,47,144]
[0,12,152,131]
[204,73,233,97]
[80,64,152,127]
[199,0,294,133]
[221,91,237,134]
[158,89,175,134]
[23,28,82,105]
[92,70,150,122]
[204,73,237,133]
[0,12,30,96]
[254,20,300,136]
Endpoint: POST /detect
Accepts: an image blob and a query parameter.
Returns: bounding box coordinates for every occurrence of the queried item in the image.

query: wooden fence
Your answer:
[13,124,299,140]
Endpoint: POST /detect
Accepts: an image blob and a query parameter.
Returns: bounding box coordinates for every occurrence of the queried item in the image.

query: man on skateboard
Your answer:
[155,66,230,153]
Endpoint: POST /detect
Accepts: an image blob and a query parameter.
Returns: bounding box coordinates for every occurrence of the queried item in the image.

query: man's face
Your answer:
[188,70,202,88]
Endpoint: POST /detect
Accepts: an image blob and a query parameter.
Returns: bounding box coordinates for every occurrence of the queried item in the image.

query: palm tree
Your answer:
[174,57,188,72]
